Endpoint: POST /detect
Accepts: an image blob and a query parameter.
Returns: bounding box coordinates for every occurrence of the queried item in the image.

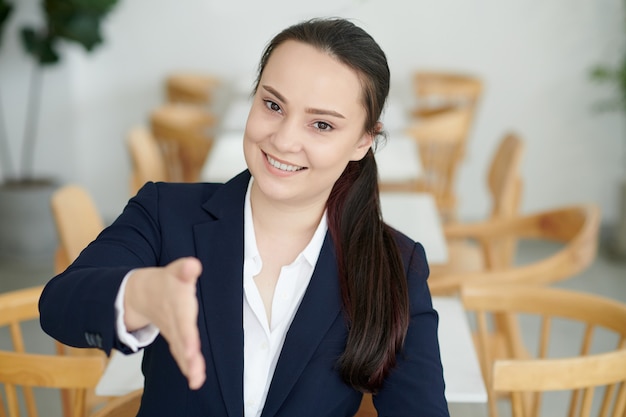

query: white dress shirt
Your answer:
[115,178,328,417]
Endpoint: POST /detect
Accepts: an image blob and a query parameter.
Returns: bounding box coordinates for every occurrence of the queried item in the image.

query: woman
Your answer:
[39,17,448,417]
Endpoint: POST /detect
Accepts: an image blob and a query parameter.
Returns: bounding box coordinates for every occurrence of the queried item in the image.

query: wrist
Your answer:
[124,268,153,331]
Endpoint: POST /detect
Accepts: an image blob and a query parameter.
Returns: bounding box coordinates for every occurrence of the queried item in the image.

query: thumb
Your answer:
[168,257,202,284]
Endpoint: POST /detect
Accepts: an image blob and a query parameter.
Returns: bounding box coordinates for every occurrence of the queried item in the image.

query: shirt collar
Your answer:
[244,177,328,268]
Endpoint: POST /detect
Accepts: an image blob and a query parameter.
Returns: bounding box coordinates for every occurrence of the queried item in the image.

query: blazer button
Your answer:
[84,332,103,348]
[94,333,103,348]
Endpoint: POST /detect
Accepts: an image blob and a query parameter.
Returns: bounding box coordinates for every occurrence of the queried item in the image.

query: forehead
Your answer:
[260,40,364,114]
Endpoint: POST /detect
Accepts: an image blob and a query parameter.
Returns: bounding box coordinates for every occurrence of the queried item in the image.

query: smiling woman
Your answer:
[39,17,449,417]
[244,40,372,205]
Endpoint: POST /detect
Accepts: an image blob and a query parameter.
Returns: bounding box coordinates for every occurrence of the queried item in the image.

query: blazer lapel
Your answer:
[261,234,343,417]
[194,171,249,417]
[192,171,344,417]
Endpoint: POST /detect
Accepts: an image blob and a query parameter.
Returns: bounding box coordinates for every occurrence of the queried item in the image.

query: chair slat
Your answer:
[463,285,626,417]
[0,285,108,417]
[538,316,551,359]
[431,204,601,295]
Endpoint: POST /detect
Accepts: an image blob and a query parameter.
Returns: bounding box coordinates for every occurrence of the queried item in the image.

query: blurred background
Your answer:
[1,3,625,416]
[0,0,623,247]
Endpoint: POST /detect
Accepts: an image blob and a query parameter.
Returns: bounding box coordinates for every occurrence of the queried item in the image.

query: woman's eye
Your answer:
[264,100,282,113]
[314,121,332,131]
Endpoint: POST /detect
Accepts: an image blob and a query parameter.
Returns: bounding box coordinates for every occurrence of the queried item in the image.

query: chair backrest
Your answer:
[487,133,525,220]
[412,70,483,120]
[401,107,474,221]
[165,72,220,106]
[48,185,110,416]
[484,132,525,267]
[127,126,169,195]
[435,205,600,417]
[427,132,525,277]
[89,389,142,417]
[50,185,105,274]
[461,284,626,417]
[150,104,216,182]
[430,204,601,295]
[0,286,107,417]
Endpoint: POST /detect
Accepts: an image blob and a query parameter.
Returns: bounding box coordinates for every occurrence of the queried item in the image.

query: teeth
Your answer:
[266,154,303,172]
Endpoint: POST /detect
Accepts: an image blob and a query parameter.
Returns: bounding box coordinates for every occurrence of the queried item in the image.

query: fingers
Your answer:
[124,257,206,389]
[164,257,205,389]
[169,317,206,389]
[124,257,201,330]
[181,329,206,390]
[167,257,203,284]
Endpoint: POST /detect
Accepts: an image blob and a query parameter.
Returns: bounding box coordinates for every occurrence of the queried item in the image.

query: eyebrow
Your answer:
[261,85,346,119]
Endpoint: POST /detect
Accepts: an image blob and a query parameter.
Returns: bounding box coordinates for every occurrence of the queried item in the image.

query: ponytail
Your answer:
[327,148,410,393]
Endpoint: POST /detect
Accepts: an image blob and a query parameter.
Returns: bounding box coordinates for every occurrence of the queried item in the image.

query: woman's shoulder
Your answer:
[130,181,223,209]
[387,225,423,257]
[136,171,251,206]
[387,225,429,281]
[152,181,223,199]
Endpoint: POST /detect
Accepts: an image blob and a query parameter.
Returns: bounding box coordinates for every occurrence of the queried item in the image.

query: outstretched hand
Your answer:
[124,257,206,389]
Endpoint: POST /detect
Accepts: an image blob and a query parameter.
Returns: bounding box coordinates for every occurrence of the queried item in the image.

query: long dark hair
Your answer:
[253,18,409,393]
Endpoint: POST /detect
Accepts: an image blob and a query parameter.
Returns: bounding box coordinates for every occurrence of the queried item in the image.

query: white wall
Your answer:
[1,0,623,224]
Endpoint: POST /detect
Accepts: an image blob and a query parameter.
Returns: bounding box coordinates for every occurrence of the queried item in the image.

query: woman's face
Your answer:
[243,40,373,208]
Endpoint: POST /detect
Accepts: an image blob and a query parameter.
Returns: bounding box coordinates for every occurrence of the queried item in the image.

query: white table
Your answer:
[376,97,421,183]
[202,131,248,182]
[432,297,487,404]
[380,192,448,265]
[96,297,486,407]
[375,130,422,183]
[380,97,412,132]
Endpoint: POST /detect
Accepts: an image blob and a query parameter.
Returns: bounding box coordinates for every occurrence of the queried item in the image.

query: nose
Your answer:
[271,116,302,153]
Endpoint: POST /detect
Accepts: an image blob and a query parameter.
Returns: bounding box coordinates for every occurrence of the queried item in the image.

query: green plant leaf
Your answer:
[20,27,60,65]
[4,0,120,182]
[57,14,104,50]
[589,66,616,82]
[44,0,118,52]
[589,53,626,115]
[72,0,119,14]
[0,0,13,45]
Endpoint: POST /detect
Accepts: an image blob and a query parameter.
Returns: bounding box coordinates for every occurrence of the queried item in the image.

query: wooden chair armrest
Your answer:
[443,214,542,241]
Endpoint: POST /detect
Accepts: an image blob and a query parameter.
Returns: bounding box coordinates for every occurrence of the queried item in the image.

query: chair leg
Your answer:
[0,395,7,417]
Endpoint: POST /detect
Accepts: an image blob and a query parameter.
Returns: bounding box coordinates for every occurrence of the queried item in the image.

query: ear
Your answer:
[350,122,381,161]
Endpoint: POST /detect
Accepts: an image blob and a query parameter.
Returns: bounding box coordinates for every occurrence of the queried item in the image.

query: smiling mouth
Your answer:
[265,153,306,172]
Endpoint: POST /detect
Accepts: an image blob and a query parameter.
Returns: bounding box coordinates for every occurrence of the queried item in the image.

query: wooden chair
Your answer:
[89,389,142,417]
[411,70,483,120]
[0,286,107,417]
[431,132,525,276]
[126,126,169,195]
[165,72,220,106]
[461,284,626,417]
[485,134,524,222]
[49,185,110,416]
[51,184,105,275]
[428,203,601,295]
[379,107,473,222]
[432,203,600,416]
[406,71,483,222]
[149,103,216,183]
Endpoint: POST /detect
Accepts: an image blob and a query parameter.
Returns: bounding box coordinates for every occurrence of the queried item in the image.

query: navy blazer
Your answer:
[39,171,449,417]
